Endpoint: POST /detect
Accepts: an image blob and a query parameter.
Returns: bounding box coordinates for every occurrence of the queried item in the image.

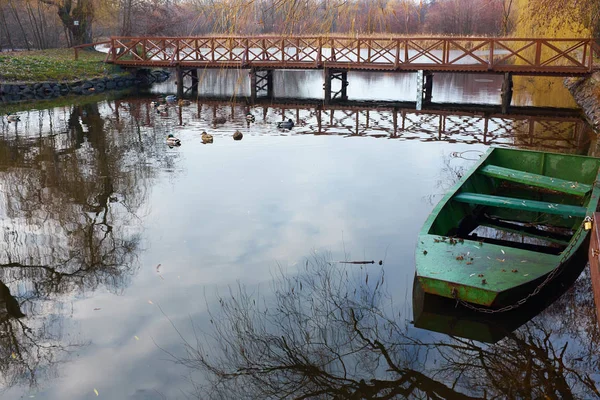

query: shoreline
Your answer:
[0,70,170,103]
[565,72,600,134]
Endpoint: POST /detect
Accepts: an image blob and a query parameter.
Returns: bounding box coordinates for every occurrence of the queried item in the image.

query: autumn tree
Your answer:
[525,0,600,37]
[38,0,94,46]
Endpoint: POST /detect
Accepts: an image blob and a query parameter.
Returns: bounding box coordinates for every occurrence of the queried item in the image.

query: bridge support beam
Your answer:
[176,66,184,98]
[250,68,274,101]
[416,70,433,110]
[501,72,513,114]
[323,68,349,105]
[190,69,199,94]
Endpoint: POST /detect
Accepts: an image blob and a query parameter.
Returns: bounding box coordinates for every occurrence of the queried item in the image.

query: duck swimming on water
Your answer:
[166,134,181,146]
[277,119,294,129]
[201,132,214,144]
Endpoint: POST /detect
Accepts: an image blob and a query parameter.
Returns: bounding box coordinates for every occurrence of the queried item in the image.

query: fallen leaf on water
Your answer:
[501,249,505,254]
[524,274,529,277]
[521,260,527,263]
[94,308,101,311]
[156,264,161,272]
[496,258,505,262]
[134,336,140,341]
[469,273,476,277]
[94,389,99,396]
[11,352,16,359]
[148,300,153,305]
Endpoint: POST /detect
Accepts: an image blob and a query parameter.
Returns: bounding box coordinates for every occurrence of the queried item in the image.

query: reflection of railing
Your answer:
[190,97,589,152]
[105,36,600,75]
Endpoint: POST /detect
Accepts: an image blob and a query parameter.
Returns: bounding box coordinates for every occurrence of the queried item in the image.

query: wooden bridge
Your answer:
[100,36,600,111]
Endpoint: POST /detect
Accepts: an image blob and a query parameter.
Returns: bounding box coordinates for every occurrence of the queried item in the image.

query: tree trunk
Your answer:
[39,0,94,46]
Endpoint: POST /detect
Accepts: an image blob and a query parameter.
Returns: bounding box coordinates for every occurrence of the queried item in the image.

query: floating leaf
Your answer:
[134,336,140,341]
[156,264,161,272]
[94,308,101,311]
[501,249,505,254]
[148,300,154,304]
[11,352,16,359]
[94,389,99,396]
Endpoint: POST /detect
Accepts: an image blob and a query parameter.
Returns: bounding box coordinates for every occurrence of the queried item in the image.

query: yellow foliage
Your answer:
[510,0,589,108]
[513,0,592,38]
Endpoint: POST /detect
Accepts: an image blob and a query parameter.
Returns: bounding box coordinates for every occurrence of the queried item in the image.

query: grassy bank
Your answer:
[0,49,122,83]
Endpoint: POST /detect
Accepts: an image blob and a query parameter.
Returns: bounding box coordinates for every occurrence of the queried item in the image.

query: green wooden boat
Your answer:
[415,147,600,309]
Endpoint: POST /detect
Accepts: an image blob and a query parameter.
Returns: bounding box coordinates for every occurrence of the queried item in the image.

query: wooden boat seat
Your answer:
[453,192,587,217]
[478,165,592,197]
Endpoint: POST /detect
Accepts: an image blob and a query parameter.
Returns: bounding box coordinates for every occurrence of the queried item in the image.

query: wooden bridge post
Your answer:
[250,68,274,100]
[501,72,513,114]
[323,68,332,105]
[250,68,257,102]
[191,69,198,94]
[266,70,274,99]
[416,70,433,110]
[423,71,433,106]
[176,65,183,98]
[340,71,348,101]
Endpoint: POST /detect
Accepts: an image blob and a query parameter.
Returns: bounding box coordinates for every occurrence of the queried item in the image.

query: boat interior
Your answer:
[428,148,600,255]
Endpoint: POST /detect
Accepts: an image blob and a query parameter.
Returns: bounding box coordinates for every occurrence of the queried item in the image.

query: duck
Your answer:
[233,130,243,141]
[178,99,191,106]
[245,112,255,123]
[165,95,177,103]
[213,116,227,125]
[6,113,20,123]
[201,131,214,144]
[277,119,294,129]
[166,134,181,146]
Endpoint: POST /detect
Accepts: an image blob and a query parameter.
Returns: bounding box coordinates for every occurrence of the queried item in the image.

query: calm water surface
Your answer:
[0,72,598,399]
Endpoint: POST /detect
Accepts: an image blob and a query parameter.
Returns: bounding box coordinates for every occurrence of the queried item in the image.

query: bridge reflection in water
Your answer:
[175,96,591,153]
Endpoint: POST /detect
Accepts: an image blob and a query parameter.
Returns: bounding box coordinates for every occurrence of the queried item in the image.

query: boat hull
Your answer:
[416,234,589,308]
[415,147,600,309]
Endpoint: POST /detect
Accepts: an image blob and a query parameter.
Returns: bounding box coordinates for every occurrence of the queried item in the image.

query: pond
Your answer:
[0,70,598,399]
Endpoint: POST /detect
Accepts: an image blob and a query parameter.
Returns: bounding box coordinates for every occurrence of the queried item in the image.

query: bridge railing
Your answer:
[105,36,599,74]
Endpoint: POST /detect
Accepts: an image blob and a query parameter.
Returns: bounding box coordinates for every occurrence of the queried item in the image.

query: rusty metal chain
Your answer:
[453,221,588,313]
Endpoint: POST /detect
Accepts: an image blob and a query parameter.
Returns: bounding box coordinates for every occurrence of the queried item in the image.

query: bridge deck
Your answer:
[104,36,600,76]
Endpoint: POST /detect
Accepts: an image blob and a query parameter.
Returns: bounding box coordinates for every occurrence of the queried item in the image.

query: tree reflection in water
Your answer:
[0,100,171,391]
[171,256,600,399]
